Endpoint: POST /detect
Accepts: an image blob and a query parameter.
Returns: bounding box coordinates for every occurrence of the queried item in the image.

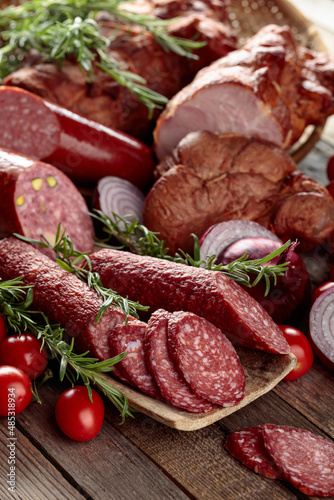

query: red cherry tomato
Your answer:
[279,325,314,380]
[55,386,105,441]
[311,282,334,305]
[0,314,7,343]
[0,365,32,416]
[327,155,334,181]
[0,333,48,379]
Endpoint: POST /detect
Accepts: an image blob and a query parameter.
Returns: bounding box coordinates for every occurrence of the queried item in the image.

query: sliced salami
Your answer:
[90,249,290,354]
[145,309,216,413]
[225,426,283,479]
[167,311,245,406]
[262,424,334,497]
[109,320,162,399]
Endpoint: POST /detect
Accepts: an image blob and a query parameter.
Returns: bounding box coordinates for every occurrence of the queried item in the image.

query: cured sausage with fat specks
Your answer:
[0,237,129,360]
[225,426,283,479]
[144,310,216,413]
[0,149,94,258]
[89,249,290,354]
[262,424,334,497]
[109,320,162,399]
[0,86,155,189]
[167,311,245,406]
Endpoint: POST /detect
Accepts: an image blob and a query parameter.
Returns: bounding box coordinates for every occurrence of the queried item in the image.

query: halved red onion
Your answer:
[92,176,145,226]
[199,221,281,262]
[309,288,334,371]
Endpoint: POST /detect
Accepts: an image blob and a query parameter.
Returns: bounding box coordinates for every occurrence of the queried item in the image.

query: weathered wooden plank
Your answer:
[0,422,85,500]
[14,382,189,500]
[273,361,334,438]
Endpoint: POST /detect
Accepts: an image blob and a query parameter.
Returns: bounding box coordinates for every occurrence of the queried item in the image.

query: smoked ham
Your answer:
[154,24,334,159]
[144,131,334,254]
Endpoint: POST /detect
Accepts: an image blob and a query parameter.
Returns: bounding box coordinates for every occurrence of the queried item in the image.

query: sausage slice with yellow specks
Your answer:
[0,149,94,257]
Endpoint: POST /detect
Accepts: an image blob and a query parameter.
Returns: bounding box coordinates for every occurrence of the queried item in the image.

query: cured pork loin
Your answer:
[3,0,236,141]
[144,131,334,253]
[0,237,130,360]
[154,24,334,159]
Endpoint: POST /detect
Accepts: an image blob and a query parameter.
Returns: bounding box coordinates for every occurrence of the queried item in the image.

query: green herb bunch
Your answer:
[0,0,205,114]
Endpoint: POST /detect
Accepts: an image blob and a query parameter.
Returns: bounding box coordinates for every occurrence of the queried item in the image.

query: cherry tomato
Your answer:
[279,325,314,381]
[327,155,334,181]
[0,333,48,379]
[311,282,334,305]
[0,314,7,343]
[0,365,32,416]
[55,386,105,441]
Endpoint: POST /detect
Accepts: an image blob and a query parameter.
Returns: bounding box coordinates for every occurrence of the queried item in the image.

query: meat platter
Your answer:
[104,350,296,431]
[0,0,331,432]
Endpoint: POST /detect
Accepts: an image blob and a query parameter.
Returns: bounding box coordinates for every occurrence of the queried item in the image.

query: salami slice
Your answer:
[109,320,162,399]
[167,311,245,406]
[89,249,290,354]
[144,310,216,413]
[0,237,129,360]
[225,426,283,479]
[0,149,94,257]
[262,424,334,497]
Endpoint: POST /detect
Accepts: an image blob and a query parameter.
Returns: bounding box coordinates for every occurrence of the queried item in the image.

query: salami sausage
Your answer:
[109,320,162,399]
[0,237,129,360]
[144,310,216,413]
[0,149,94,257]
[0,86,155,189]
[89,249,290,354]
[262,424,334,497]
[225,426,283,479]
[167,311,245,406]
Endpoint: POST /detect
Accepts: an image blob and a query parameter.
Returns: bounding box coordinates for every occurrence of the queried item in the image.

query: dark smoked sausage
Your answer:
[0,237,129,360]
[144,310,216,412]
[89,249,290,354]
[0,149,94,256]
[0,86,155,189]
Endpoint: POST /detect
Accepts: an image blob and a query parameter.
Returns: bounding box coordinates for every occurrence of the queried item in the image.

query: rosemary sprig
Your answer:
[14,226,149,322]
[0,277,133,420]
[0,0,205,112]
[92,210,290,296]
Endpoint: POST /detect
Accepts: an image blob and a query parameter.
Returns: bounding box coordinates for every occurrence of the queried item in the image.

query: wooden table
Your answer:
[1,4,334,500]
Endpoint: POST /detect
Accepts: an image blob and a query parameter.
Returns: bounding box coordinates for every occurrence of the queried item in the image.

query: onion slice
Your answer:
[92,176,145,225]
[199,220,281,261]
[309,288,334,371]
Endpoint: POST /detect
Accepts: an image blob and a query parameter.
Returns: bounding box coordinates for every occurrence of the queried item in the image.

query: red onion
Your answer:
[204,230,310,323]
[309,288,334,371]
[199,221,281,262]
[92,176,145,226]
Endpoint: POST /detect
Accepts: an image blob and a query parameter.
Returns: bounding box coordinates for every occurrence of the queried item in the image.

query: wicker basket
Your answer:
[0,0,329,161]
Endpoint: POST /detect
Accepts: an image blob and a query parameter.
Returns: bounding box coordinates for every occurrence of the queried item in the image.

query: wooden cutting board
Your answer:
[105,349,297,431]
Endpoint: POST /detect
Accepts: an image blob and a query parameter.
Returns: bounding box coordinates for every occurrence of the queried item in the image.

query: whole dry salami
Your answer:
[167,311,245,406]
[262,424,334,497]
[144,310,216,413]
[109,320,162,399]
[0,237,128,360]
[225,426,283,479]
[89,249,290,354]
